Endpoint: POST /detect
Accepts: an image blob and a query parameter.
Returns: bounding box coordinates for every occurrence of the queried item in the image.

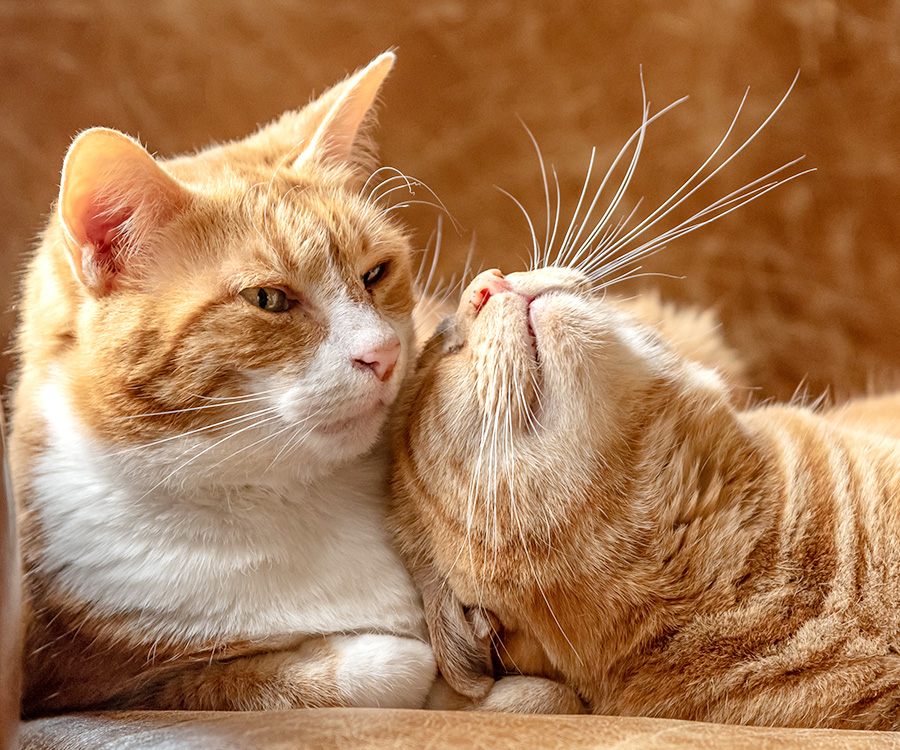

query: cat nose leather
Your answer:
[470,269,513,313]
[353,338,401,382]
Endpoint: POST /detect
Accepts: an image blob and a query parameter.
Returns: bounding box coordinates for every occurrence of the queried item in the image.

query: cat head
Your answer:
[391,267,734,582]
[23,52,418,481]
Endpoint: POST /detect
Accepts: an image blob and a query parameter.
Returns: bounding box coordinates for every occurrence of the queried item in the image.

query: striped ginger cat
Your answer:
[390,260,900,728]
[387,87,900,728]
[13,52,439,715]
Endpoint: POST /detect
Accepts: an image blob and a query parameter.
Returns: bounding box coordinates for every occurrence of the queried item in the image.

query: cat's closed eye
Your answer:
[239,286,293,313]
[363,261,389,289]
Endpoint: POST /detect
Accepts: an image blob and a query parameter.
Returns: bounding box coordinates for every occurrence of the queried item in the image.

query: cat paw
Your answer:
[331,633,437,708]
[478,675,587,714]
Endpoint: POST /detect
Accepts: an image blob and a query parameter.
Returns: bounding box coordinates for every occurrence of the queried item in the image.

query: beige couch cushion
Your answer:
[19,709,900,750]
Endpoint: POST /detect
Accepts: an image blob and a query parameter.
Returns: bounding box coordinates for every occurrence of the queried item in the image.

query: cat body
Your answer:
[15,53,436,715]
[390,266,900,729]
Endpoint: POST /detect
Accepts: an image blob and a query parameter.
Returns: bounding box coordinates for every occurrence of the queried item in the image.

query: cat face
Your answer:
[26,52,416,480]
[393,267,724,572]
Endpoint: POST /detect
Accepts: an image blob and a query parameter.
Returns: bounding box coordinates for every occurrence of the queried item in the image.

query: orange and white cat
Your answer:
[390,260,900,728]
[13,52,438,715]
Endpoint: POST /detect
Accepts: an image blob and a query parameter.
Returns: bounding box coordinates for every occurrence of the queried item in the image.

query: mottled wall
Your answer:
[2,0,899,400]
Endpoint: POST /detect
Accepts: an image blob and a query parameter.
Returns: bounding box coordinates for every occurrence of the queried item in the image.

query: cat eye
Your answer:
[239,286,292,313]
[362,262,388,289]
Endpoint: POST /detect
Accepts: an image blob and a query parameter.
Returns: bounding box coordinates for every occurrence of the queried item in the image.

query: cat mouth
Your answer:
[464,268,582,371]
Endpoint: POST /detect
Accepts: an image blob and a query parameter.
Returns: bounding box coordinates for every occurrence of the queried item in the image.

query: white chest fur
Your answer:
[31,383,424,647]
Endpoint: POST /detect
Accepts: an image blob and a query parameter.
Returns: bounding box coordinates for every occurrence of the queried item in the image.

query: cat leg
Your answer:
[122,633,436,711]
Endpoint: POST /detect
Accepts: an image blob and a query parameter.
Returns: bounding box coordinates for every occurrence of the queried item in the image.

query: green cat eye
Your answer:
[239,286,292,313]
[363,262,388,289]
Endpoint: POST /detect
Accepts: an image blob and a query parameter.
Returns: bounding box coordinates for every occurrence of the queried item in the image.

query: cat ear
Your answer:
[293,51,395,170]
[58,128,188,296]
[245,52,395,175]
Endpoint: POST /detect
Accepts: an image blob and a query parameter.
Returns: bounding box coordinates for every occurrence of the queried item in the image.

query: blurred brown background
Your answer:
[2,0,899,401]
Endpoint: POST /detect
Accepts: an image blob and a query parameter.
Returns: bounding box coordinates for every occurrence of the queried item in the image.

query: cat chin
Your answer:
[314,400,388,438]
[472,290,666,420]
[301,411,391,470]
[448,288,605,434]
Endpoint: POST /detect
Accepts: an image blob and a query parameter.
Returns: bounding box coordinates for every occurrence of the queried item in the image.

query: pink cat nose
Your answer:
[353,338,401,382]
[470,269,513,313]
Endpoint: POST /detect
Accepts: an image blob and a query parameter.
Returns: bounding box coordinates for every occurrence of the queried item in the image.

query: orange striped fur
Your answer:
[13,53,437,716]
[390,266,900,729]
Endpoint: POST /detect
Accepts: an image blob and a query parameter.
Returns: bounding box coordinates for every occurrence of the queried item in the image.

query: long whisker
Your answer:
[363,167,413,200]
[554,147,596,270]
[191,387,285,402]
[589,72,802,269]
[553,92,690,270]
[372,181,428,205]
[587,164,813,282]
[261,413,328,474]
[381,199,459,224]
[415,215,444,297]
[130,412,284,503]
[213,406,328,473]
[517,118,554,268]
[495,187,540,267]
[368,169,462,233]
[117,394,273,420]
[108,406,282,457]
[558,74,653,269]
[591,268,685,292]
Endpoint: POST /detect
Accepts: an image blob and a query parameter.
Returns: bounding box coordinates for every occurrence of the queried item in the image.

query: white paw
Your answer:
[332,633,437,708]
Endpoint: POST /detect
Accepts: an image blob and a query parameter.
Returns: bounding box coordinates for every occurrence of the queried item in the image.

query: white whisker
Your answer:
[587,73,803,276]
[495,186,540,267]
[129,412,284,504]
[108,406,282,457]
[517,119,554,268]
[590,165,813,282]
[415,215,444,297]
[363,167,413,201]
[214,406,328,473]
[190,387,285,402]
[553,92,689,270]
[559,77,652,269]
[118,395,273,420]
[368,168,462,233]
[545,167,563,270]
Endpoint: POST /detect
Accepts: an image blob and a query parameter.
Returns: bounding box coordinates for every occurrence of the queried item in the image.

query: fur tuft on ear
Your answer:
[240,52,396,177]
[58,128,188,296]
[294,51,395,171]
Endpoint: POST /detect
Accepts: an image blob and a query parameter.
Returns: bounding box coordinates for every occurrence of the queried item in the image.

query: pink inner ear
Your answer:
[64,188,137,293]
[87,206,134,289]
[83,205,133,252]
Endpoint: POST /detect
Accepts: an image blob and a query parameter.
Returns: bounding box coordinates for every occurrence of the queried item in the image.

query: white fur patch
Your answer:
[33,377,425,647]
[331,633,436,708]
